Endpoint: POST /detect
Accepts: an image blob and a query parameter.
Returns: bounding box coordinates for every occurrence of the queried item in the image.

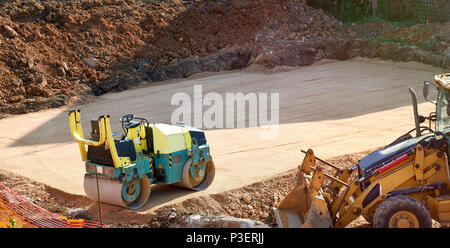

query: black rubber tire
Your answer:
[373,195,432,228]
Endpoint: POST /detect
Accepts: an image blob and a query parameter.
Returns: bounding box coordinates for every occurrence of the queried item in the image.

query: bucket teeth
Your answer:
[275,167,333,228]
[275,189,333,228]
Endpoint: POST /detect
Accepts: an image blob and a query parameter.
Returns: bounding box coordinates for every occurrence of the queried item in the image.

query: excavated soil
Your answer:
[0,149,379,228]
[154,150,375,228]
[1,0,448,117]
[0,0,344,116]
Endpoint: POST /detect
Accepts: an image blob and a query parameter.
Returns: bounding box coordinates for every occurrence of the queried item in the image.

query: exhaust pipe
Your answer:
[409,88,421,137]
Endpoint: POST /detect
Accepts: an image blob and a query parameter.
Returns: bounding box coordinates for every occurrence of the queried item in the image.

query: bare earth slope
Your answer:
[1,0,447,117]
[0,0,344,115]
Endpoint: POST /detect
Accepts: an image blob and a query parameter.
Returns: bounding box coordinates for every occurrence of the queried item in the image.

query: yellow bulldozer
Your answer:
[275,73,450,228]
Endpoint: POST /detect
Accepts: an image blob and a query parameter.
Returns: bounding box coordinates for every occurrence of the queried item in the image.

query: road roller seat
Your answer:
[87,119,137,166]
[87,139,137,166]
[90,119,100,141]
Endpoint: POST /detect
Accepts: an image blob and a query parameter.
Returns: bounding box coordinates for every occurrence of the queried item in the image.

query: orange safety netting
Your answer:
[0,182,108,228]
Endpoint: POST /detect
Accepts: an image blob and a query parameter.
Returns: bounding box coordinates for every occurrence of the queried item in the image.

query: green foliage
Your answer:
[342,15,420,27]
[7,218,22,228]
[367,37,432,48]
[309,0,425,25]
[338,0,368,22]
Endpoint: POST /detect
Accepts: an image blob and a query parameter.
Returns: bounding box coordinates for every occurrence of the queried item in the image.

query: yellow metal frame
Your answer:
[335,147,447,227]
[292,146,450,227]
[68,110,131,168]
[125,123,145,153]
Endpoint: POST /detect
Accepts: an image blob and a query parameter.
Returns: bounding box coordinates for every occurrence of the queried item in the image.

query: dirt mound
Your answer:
[0,0,447,117]
[0,0,343,116]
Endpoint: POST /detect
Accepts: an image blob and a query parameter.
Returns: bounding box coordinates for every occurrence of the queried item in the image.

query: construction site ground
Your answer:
[1,0,449,228]
[0,57,446,228]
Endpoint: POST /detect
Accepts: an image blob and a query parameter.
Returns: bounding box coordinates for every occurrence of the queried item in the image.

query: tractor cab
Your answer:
[424,73,450,133]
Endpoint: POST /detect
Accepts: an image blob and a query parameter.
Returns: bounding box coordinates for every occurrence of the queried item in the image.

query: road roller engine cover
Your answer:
[68,111,215,209]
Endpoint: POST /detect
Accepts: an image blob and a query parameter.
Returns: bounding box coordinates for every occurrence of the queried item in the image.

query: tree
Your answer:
[372,0,378,17]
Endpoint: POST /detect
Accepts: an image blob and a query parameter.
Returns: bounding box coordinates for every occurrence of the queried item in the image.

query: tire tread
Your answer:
[373,195,432,228]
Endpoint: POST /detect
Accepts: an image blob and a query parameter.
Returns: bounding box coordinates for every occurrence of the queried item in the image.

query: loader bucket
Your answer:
[274,166,333,228]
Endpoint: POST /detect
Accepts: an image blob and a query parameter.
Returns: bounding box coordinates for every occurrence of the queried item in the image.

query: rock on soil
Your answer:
[169,214,269,228]
[82,57,99,69]
[0,24,18,38]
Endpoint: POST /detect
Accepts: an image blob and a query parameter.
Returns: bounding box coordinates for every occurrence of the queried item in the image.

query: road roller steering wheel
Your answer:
[120,114,135,135]
[120,114,135,124]
[120,114,150,135]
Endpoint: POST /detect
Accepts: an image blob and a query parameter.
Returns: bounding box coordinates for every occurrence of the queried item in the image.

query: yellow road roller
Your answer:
[68,111,215,209]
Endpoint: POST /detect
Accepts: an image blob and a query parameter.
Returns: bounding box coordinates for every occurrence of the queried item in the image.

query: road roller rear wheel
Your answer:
[188,162,206,187]
[174,158,215,190]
